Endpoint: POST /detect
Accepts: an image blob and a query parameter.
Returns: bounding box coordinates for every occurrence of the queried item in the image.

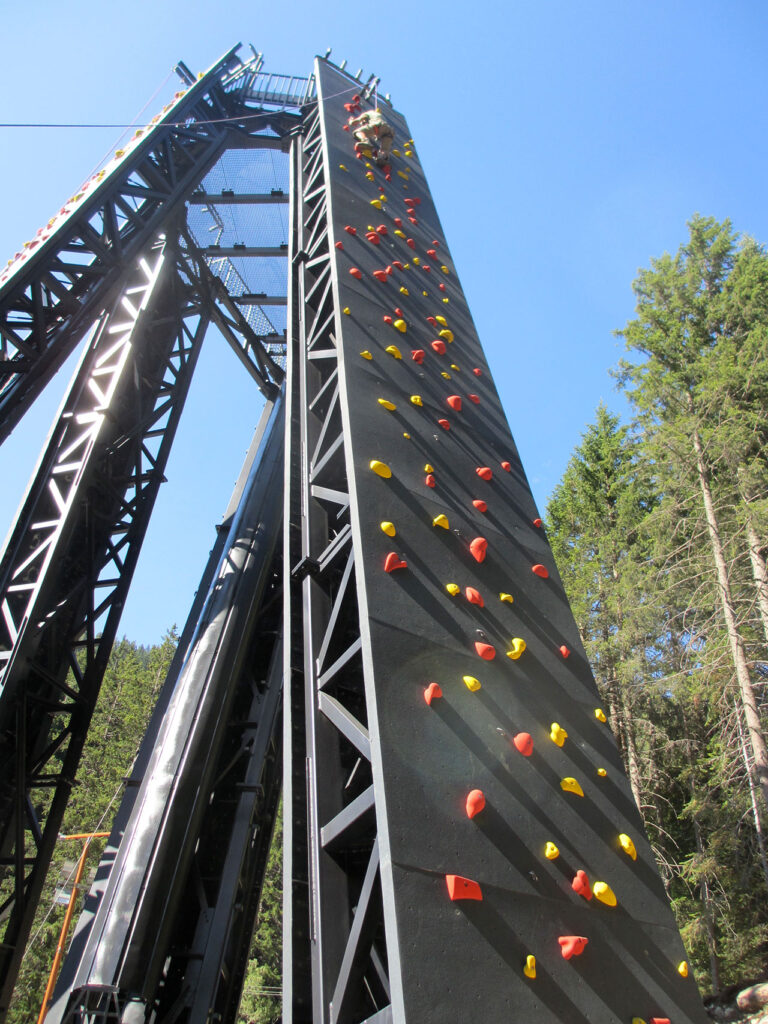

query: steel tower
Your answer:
[0,47,707,1024]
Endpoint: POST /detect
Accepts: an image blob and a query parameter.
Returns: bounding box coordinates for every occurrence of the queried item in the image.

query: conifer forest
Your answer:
[12,215,768,1020]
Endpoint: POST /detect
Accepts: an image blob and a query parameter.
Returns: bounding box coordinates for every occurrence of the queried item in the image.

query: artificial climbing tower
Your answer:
[0,46,708,1024]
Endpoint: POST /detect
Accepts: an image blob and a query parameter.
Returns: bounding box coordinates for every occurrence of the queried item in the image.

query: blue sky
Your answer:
[1,1,767,645]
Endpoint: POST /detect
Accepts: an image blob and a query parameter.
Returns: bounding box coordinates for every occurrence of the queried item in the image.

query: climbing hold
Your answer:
[594,708,607,723]
[373,269,388,282]
[450,364,460,371]
[473,367,482,376]
[597,767,607,777]
[544,841,560,860]
[385,345,402,359]
[523,955,537,979]
[424,463,434,473]
[499,593,514,604]
[476,466,493,481]
[438,329,454,344]
[474,642,496,661]
[424,682,443,705]
[399,286,409,296]
[394,319,407,333]
[593,881,617,907]
[394,229,406,238]
[618,834,637,860]
[349,267,362,279]
[473,500,488,513]
[632,1019,648,1024]
[435,315,447,326]
[345,225,357,235]
[446,395,462,411]
[407,238,416,249]
[558,936,588,960]
[506,637,526,659]
[446,874,483,901]
[550,723,568,747]
[463,675,481,692]
[380,522,396,539]
[467,393,480,404]
[465,587,484,607]
[571,870,592,900]
[411,349,425,363]
[343,307,351,315]
[393,216,403,227]
[370,199,382,209]
[384,552,407,573]
[501,461,512,472]
[560,777,584,797]
[446,583,460,596]
[533,517,543,528]
[441,372,451,379]
[410,395,423,406]
[335,241,344,250]
[360,350,372,360]
[426,248,437,258]
[339,164,348,171]
[412,257,421,265]
[513,732,534,757]
[441,265,450,274]
[466,789,486,819]
[649,1019,671,1024]
[531,564,549,578]
[431,339,447,355]
[433,514,450,530]
[392,260,404,270]
[559,644,572,658]
[366,231,380,244]
[437,419,451,430]
[394,306,404,316]
[378,399,396,411]
[469,537,488,563]
[369,460,392,478]
[678,961,689,978]
[425,474,436,488]
[383,315,393,325]
[403,433,411,439]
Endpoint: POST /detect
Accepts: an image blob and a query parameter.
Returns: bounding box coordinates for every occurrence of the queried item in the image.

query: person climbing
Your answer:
[348,108,394,166]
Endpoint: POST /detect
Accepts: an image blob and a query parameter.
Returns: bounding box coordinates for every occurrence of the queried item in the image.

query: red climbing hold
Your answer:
[558,936,588,960]
[406,238,416,249]
[344,225,357,235]
[431,340,447,354]
[409,216,418,225]
[559,644,571,658]
[411,349,425,363]
[438,419,450,430]
[531,564,549,578]
[392,260,404,270]
[438,283,446,291]
[474,641,496,660]
[473,367,482,376]
[650,1019,671,1024]
[465,587,484,607]
[476,467,493,481]
[446,395,462,411]
[404,196,421,205]
[335,241,344,250]
[385,265,393,275]
[446,875,483,902]
[513,732,534,757]
[366,232,381,245]
[377,224,388,235]
[533,518,543,528]
[372,270,388,282]
[349,268,362,279]
[426,316,437,326]
[571,870,592,901]
[472,499,488,513]
[383,315,393,324]
[501,461,512,472]
[425,474,436,488]
[394,217,403,227]
[394,307,404,316]
[466,789,486,818]
[469,537,488,563]
[467,394,480,404]
[384,553,407,573]
[427,248,437,258]
[424,682,443,705]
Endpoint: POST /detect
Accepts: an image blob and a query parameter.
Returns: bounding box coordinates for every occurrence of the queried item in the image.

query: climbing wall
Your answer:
[315,60,707,1024]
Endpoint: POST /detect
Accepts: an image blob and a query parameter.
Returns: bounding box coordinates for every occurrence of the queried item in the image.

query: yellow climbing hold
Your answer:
[399,287,409,295]
[402,432,411,439]
[441,265,450,274]
[442,297,450,303]
[339,164,348,171]
[385,345,402,359]
[410,395,423,406]
[632,1018,647,1024]
[393,319,407,333]
[446,583,460,596]
[544,842,559,860]
[441,372,451,379]
[463,675,481,692]
[523,955,536,979]
[422,290,429,296]
[506,637,526,660]
[366,171,374,181]
[560,777,584,797]
[424,464,434,473]
[369,460,392,479]
[359,350,372,359]
[499,593,514,604]
[392,149,401,157]
[435,315,447,326]
[397,170,409,179]
[595,707,607,723]
[550,723,568,747]
[370,199,382,209]
[432,514,449,530]
[405,148,413,157]
[450,363,460,370]
[678,960,689,978]
[394,229,406,238]
[412,256,421,265]
[592,881,617,907]
[618,834,637,860]
[380,521,396,537]
[438,329,454,343]
[597,767,607,777]
[378,398,396,411]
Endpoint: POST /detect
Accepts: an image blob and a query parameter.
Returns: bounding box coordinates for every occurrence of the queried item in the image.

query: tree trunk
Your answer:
[734,699,768,895]
[745,513,768,646]
[692,424,768,816]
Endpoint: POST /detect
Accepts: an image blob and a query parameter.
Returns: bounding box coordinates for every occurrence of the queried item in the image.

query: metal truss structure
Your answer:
[0,45,709,1024]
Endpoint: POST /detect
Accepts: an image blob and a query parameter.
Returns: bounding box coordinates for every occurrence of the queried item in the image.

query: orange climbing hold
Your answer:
[335,241,344,250]
[472,499,488,513]
[513,732,533,757]
[474,641,496,660]
[431,340,447,354]
[424,682,443,705]
[476,466,492,481]
[531,564,549,578]
[467,393,480,404]
[384,553,407,573]
[445,875,483,901]
[559,644,571,658]
[344,225,357,235]
[469,537,488,563]
[372,269,388,282]
[571,870,592,900]
[501,461,511,472]
[465,789,486,818]
[446,395,462,411]
[349,267,362,279]
[558,936,588,960]
[465,587,484,607]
